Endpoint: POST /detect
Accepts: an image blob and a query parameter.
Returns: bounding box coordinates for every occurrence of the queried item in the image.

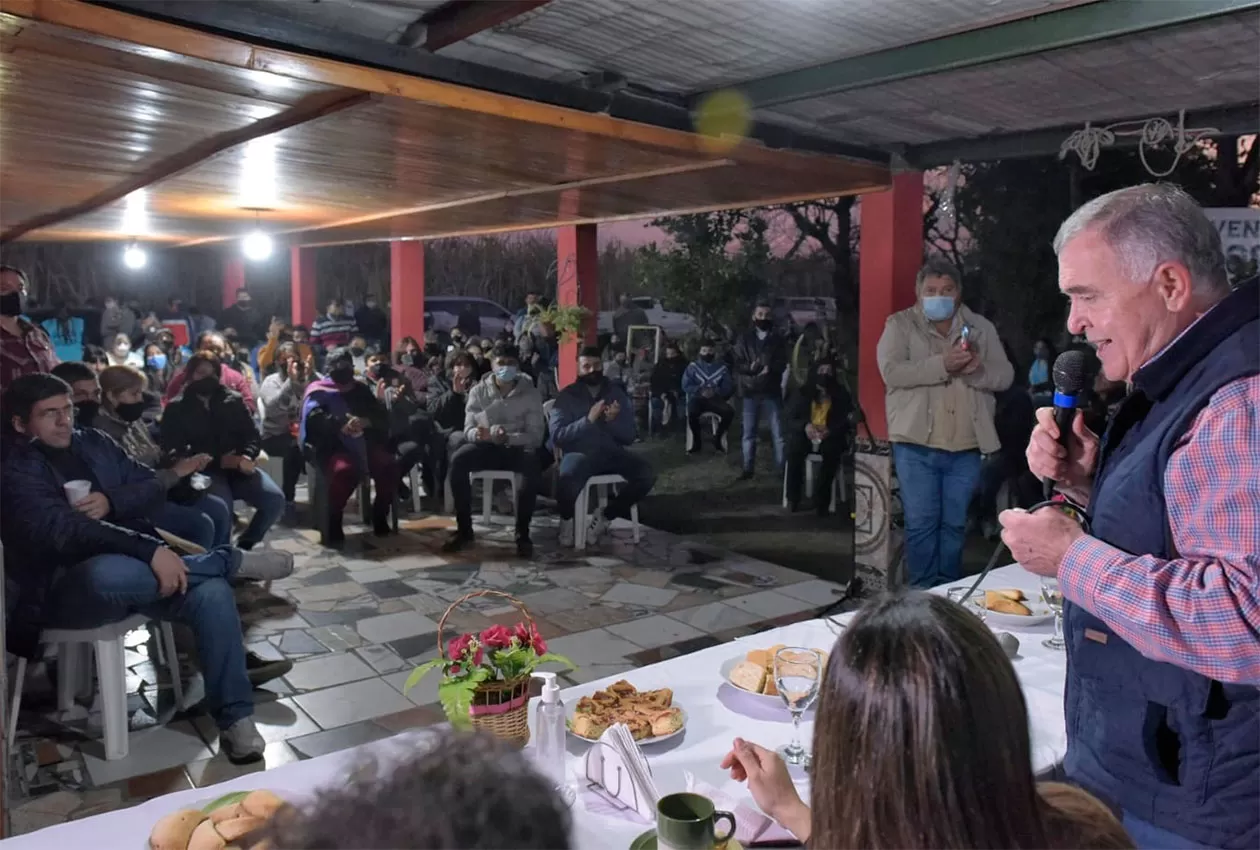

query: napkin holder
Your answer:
[583,739,654,821]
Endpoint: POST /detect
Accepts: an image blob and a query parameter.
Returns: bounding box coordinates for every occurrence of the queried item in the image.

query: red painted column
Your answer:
[555,224,599,388]
[223,256,246,309]
[390,240,425,348]
[857,171,923,440]
[290,246,318,329]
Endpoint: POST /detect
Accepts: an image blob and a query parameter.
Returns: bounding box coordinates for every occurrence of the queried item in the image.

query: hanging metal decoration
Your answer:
[1059,109,1220,177]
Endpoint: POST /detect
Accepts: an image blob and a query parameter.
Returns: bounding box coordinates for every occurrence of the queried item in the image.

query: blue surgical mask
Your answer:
[495,365,518,383]
[922,296,956,322]
[147,353,167,370]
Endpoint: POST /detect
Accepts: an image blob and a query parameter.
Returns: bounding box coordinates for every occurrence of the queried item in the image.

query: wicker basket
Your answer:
[436,589,536,747]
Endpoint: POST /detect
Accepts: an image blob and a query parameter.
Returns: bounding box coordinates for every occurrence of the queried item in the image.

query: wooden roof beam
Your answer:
[398,0,552,51]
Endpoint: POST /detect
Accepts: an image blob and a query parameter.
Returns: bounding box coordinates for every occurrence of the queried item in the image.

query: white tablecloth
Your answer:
[2,565,1065,849]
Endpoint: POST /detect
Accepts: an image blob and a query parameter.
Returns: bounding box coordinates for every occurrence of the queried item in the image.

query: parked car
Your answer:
[773,296,835,334]
[597,296,697,338]
[425,296,514,340]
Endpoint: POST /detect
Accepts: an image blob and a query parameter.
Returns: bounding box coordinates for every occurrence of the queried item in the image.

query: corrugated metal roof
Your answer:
[761,12,1259,145]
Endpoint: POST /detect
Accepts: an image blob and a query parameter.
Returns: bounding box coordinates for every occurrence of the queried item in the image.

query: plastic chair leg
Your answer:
[481,479,493,524]
[94,638,129,761]
[160,622,183,710]
[7,656,27,753]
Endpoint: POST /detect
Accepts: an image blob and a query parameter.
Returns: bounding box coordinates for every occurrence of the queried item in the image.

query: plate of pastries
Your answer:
[978,588,1054,626]
[720,645,829,703]
[568,679,686,743]
[148,789,285,850]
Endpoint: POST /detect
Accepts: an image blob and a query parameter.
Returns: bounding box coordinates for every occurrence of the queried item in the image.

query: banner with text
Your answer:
[1205,207,1259,284]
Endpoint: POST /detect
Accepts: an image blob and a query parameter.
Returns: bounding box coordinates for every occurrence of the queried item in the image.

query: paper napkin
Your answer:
[582,723,659,822]
[684,772,800,846]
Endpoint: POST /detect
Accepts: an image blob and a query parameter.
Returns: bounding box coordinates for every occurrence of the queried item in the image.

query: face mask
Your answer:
[350,346,365,357]
[189,376,219,397]
[700,352,715,363]
[74,401,100,423]
[116,400,147,422]
[329,366,355,385]
[580,371,603,386]
[922,296,956,322]
[147,353,167,370]
[114,344,131,357]
[104,301,117,311]
[494,365,518,383]
[0,291,24,316]
[365,301,377,310]
[754,318,773,332]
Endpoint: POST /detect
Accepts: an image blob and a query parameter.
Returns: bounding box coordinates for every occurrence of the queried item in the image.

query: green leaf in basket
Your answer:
[535,652,575,672]
[438,678,477,729]
[202,790,250,813]
[403,659,443,694]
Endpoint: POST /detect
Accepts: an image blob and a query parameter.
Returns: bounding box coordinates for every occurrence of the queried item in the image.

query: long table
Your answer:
[2,565,1065,849]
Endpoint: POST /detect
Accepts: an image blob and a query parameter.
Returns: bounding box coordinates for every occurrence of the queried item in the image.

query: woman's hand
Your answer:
[172,453,211,478]
[719,738,810,838]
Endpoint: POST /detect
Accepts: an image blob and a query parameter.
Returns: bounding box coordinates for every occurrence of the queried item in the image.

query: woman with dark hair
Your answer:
[721,592,1130,849]
[142,341,173,396]
[424,349,476,493]
[160,354,285,549]
[1029,336,1056,397]
[783,354,852,515]
[259,343,312,509]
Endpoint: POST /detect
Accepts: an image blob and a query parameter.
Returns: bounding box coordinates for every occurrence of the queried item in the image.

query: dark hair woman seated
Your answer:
[721,591,1133,849]
[160,354,285,550]
[783,355,852,516]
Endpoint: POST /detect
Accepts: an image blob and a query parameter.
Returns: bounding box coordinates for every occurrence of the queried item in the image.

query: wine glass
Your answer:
[947,587,987,622]
[773,647,822,767]
[1041,577,1065,650]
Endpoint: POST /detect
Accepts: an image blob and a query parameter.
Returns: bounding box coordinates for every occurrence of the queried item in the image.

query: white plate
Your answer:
[718,656,787,705]
[966,591,1055,627]
[566,703,687,745]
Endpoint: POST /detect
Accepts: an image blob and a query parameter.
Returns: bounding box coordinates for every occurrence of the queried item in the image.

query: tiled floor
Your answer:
[6,497,847,834]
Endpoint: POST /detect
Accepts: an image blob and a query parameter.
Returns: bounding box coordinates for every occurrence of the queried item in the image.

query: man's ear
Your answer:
[10,415,27,436]
[1154,260,1194,312]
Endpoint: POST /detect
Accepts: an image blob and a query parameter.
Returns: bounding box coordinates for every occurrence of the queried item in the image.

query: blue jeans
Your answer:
[45,547,252,729]
[556,448,656,521]
[206,469,285,549]
[892,443,983,587]
[152,501,217,551]
[1121,812,1218,850]
[741,396,784,472]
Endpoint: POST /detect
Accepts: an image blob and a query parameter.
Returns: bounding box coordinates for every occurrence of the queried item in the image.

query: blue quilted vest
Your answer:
[1064,277,1260,849]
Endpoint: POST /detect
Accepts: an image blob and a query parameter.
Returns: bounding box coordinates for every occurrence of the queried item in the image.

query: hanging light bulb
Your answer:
[122,242,147,270]
[242,229,273,261]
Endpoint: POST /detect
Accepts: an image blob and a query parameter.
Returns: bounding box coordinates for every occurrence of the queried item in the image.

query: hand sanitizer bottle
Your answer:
[532,672,572,804]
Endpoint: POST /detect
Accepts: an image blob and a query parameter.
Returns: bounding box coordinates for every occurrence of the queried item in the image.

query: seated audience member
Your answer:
[299,347,398,543]
[106,332,141,367]
[549,347,655,547]
[425,350,475,495]
[80,344,110,374]
[257,318,314,375]
[41,302,86,363]
[161,355,284,550]
[0,374,294,763]
[259,344,312,510]
[363,355,427,500]
[603,349,630,389]
[162,330,256,409]
[393,339,430,401]
[783,355,853,516]
[721,592,1130,849]
[141,341,173,396]
[466,340,490,379]
[349,335,370,375]
[0,264,59,391]
[681,338,734,453]
[85,364,228,548]
[254,731,572,850]
[443,344,544,557]
[50,360,102,424]
[649,340,687,432]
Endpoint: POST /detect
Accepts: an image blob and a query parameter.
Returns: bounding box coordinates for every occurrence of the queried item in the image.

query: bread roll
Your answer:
[745,649,771,669]
[240,789,285,820]
[187,819,227,850]
[215,815,266,843]
[209,802,244,824]
[762,676,780,697]
[985,591,1032,616]
[729,661,766,693]
[991,588,1026,601]
[149,808,208,850]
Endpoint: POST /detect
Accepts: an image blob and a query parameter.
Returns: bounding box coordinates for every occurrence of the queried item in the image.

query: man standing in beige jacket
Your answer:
[877,257,1013,587]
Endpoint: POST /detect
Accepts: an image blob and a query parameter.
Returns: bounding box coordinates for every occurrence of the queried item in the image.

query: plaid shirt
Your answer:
[1060,374,1260,684]
[0,319,59,391]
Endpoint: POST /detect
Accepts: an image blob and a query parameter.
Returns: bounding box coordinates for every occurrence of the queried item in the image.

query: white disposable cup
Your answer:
[63,479,92,504]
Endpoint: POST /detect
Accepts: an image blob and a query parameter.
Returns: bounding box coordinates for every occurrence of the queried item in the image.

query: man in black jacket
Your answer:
[1,373,293,763]
[648,341,687,434]
[732,300,788,479]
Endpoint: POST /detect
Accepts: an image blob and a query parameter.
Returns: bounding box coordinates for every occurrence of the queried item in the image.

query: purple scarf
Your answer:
[300,379,368,471]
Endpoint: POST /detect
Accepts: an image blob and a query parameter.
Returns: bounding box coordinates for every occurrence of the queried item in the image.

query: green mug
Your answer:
[656,792,737,850]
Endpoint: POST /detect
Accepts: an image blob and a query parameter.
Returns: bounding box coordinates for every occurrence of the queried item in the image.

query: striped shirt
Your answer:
[310,315,358,350]
[1060,374,1260,684]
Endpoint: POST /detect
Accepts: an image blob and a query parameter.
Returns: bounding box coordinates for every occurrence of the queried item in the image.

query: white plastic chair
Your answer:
[686,411,727,453]
[781,453,847,512]
[7,615,182,761]
[573,474,641,551]
[444,470,524,523]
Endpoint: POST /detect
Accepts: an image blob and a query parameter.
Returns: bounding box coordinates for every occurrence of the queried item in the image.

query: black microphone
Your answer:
[1043,349,1088,500]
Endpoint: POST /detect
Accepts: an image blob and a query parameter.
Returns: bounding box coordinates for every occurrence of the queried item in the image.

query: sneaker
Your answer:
[516,536,534,559]
[559,518,575,547]
[587,512,610,546]
[245,651,293,686]
[442,530,474,553]
[220,717,265,764]
[686,444,701,456]
[236,550,295,582]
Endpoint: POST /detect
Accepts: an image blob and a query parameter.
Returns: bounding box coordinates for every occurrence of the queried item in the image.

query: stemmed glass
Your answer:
[773,647,822,767]
[947,587,988,623]
[1041,577,1065,650]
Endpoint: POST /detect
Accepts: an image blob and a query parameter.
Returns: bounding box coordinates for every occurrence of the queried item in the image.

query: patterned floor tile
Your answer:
[293,679,413,729]
[374,705,445,733]
[284,653,376,692]
[600,581,678,608]
[355,644,407,674]
[666,601,765,634]
[605,614,706,649]
[186,742,300,787]
[288,721,394,759]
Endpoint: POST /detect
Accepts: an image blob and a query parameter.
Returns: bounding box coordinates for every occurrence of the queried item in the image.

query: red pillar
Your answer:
[556,224,599,388]
[223,256,245,309]
[290,246,318,329]
[391,240,425,348]
[858,171,923,440]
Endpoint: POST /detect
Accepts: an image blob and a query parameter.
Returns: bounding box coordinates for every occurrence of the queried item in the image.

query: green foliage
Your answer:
[637,210,771,335]
[537,303,590,343]
[438,667,491,730]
